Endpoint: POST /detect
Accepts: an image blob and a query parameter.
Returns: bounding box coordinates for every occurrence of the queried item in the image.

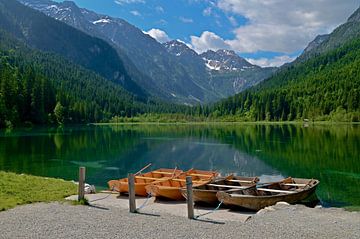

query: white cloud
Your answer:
[143,28,171,43]
[114,0,144,5]
[190,31,230,53]
[217,0,359,53]
[155,6,164,13]
[179,17,194,23]
[247,55,297,68]
[203,7,212,16]
[130,10,141,16]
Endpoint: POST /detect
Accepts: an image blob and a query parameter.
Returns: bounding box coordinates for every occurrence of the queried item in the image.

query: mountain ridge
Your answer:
[19,0,275,103]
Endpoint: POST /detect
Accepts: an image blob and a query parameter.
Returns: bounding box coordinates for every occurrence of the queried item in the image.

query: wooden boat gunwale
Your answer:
[216,178,320,211]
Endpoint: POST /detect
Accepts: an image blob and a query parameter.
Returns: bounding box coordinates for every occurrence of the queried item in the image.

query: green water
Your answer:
[0,124,359,208]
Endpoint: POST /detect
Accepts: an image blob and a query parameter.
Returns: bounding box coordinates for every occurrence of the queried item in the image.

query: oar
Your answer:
[135,163,152,175]
[170,166,178,178]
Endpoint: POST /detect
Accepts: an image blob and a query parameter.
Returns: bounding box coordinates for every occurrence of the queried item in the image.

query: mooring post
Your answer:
[128,173,136,213]
[78,167,86,201]
[186,176,194,219]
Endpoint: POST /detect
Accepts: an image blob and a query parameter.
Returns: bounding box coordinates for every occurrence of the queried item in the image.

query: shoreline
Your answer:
[0,200,359,238]
[92,121,360,126]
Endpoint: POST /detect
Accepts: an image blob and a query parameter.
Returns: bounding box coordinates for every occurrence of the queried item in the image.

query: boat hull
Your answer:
[146,169,218,200]
[180,176,258,205]
[217,178,319,211]
[107,168,182,196]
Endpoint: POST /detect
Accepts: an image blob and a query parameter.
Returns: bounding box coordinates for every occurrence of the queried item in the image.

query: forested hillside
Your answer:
[0,0,147,98]
[0,30,184,128]
[210,37,360,122]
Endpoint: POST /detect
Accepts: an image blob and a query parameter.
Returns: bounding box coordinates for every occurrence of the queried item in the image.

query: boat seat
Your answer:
[256,188,296,194]
[207,184,250,189]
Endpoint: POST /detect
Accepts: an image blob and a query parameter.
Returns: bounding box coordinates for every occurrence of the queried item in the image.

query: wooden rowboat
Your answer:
[216,177,320,211]
[107,168,182,196]
[180,175,259,205]
[145,169,218,200]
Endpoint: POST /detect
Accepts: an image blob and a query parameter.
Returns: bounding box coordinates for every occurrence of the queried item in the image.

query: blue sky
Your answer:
[55,0,359,67]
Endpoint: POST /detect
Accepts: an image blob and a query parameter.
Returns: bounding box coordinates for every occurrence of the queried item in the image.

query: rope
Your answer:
[136,192,152,211]
[88,186,115,203]
[194,200,223,219]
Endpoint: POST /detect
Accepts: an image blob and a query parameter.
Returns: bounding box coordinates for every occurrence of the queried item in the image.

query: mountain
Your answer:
[0,27,184,127]
[297,7,360,62]
[200,49,254,72]
[0,0,147,98]
[163,40,276,98]
[211,7,360,122]
[19,0,275,103]
[19,0,221,103]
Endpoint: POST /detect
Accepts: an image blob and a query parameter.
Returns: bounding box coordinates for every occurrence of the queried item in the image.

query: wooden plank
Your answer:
[172,179,208,183]
[283,183,306,187]
[128,173,136,213]
[134,176,163,180]
[227,179,254,183]
[207,184,249,189]
[257,188,296,194]
[188,173,214,177]
[152,171,175,175]
[186,176,194,219]
[78,167,86,201]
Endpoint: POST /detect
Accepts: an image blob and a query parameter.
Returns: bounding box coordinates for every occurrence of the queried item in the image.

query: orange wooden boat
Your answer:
[107,168,182,196]
[145,169,218,200]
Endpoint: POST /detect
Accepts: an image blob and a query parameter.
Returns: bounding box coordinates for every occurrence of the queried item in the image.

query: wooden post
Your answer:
[78,167,86,201]
[186,176,194,219]
[128,173,136,213]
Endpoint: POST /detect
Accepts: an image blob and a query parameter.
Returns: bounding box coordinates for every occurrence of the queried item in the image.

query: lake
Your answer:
[0,124,359,208]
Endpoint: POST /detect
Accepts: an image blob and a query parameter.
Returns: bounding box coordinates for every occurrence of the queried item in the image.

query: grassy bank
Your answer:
[0,171,77,211]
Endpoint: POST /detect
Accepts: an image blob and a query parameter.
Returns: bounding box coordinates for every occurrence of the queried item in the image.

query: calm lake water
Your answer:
[0,124,359,208]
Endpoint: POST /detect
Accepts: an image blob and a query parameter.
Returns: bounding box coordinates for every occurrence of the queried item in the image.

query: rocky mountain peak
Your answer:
[347,7,360,22]
[163,40,198,57]
[200,49,255,72]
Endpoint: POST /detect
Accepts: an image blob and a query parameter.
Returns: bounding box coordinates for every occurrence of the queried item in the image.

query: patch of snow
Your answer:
[171,93,177,97]
[93,19,111,24]
[175,53,181,56]
[205,61,220,71]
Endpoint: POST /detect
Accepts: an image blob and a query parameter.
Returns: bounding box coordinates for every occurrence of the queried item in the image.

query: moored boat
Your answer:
[107,168,182,196]
[145,169,218,200]
[180,175,259,205]
[216,177,320,211]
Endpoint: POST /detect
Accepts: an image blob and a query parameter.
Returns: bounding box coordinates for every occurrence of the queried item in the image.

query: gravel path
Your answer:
[0,202,359,239]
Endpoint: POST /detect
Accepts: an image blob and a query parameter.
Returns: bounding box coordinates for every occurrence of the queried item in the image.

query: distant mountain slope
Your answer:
[20,0,275,103]
[0,29,182,127]
[212,7,360,121]
[0,0,147,98]
[297,6,360,62]
[19,0,220,103]
[163,40,276,98]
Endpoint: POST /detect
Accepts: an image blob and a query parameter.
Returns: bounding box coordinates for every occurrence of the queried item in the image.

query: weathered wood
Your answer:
[186,176,194,219]
[283,183,306,187]
[128,173,136,213]
[256,188,296,194]
[135,163,152,175]
[188,173,214,177]
[151,171,175,175]
[78,167,86,201]
[134,176,164,180]
[227,179,254,183]
[207,184,249,189]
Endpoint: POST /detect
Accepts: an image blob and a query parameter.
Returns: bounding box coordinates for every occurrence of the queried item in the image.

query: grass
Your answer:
[0,171,77,211]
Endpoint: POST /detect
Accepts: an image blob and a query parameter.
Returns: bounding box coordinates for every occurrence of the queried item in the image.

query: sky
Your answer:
[55,0,359,67]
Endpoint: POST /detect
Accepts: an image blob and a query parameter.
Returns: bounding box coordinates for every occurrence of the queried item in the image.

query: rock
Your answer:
[276,201,290,206]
